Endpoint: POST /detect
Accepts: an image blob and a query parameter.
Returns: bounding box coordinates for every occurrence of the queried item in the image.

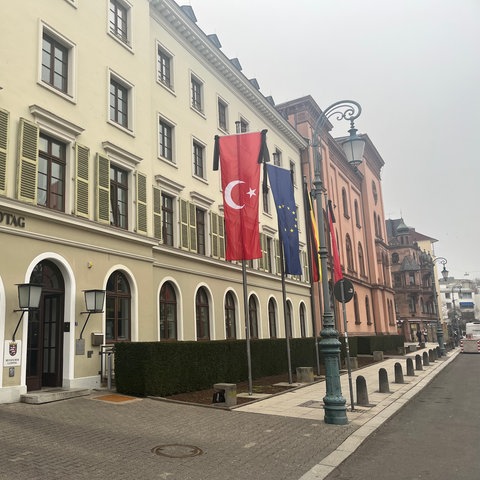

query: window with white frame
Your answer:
[109,72,133,131]
[239,117,249,133]
[40,25,75,99]
[159,117,173,162]
[157,45,173,89]
[109,0,131,47]
[193,140,205,179]
[218,98,228,131]
[191,75,203,112]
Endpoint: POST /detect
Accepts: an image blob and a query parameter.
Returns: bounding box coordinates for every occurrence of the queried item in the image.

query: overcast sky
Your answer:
[189,0,480,279]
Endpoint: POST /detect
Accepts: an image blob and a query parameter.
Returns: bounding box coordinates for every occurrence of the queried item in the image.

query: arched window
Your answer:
[342,188,349,217]
[354,293,360,324]
[346,234,354,271]
[377,215,383,239]
[300,303,306,338]
[358,242,365,276]
[268,298,277,338]
[365,296,372,325]
[224,291,236,339]
[373,212,379,237]
[106,270,131,342]
[354,200,361,227]
[196,287,210,340]
[159,281,177,340]
[248,295,259,339]
[286,301,293,337]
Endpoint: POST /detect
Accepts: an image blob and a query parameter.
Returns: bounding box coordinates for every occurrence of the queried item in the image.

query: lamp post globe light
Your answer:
[430,256,448,355]
[311,100,365,425]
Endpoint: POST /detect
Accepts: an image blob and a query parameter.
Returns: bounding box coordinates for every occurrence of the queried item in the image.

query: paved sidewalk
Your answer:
[236,343,460,480]
[0,343,459,480]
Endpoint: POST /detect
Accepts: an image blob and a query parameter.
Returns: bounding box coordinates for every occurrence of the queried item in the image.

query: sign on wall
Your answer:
[3,340,21,367]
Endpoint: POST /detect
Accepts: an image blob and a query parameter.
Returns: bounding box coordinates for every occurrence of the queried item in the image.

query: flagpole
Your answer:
[233,121,254,397]
[339,279,355,411]
[279,240,293,384]
[303,178,321,376]
[242,260,253,395]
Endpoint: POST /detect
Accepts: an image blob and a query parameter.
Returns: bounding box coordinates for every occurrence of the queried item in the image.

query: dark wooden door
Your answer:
[26,261,64,391]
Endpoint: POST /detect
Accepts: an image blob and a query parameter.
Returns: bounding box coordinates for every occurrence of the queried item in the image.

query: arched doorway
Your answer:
[26,260,65,391]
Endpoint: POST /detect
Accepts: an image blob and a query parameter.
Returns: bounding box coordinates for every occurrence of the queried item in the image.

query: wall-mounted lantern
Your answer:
[79,289,106,339]
[12,283,42,341]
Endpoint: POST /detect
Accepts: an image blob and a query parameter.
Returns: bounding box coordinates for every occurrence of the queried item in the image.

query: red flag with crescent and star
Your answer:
[213,131,268,261]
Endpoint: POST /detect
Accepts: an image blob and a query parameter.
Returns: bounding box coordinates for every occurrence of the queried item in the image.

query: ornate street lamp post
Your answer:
[430,257,448,355]
[451,284,462,347]
[311,100,365,425]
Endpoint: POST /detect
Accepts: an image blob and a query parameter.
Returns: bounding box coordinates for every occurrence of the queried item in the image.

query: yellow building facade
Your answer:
[0,0,312,402]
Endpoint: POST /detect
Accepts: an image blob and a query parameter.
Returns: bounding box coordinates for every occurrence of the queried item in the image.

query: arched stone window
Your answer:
[224,291,236,339]
[358,242,365,276]
[300,303,307,338]
[354,200,361,227]
[268,298,277,338]
[345,234,354,271]
[248,295,259,339]
[159,281,177,340]
[196,287,210,340]
[342,188,349,218]
[106,270,131,342]
[354,293,361,324]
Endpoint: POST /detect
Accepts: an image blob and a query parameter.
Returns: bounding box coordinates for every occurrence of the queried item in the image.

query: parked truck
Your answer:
[461,322,480,353]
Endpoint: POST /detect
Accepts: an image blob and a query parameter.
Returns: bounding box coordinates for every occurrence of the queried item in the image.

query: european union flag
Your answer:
[266,164,302,275]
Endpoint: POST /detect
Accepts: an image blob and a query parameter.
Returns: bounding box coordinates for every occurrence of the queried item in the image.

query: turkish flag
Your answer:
[214,132,265,261]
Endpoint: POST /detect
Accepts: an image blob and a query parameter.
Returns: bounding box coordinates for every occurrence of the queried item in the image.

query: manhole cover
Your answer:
[151,444,203,458]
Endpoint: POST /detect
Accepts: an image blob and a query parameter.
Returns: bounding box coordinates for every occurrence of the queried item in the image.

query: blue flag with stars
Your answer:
[266,164,302,275]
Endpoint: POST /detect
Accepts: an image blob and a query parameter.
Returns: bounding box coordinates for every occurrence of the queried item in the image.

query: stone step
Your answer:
[20,388,90,404]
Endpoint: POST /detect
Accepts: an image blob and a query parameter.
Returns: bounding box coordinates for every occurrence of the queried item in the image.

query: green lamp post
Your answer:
[311,100,365,425]
[430,256,448,355]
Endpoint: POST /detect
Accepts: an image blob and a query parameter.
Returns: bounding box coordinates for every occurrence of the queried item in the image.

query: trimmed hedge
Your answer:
[115,338,316,397]
[357,335,404,355]
[114,334,403,396]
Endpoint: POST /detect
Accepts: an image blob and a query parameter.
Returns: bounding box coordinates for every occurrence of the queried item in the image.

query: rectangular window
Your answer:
[262,186,270,214]
[38,134,66,211]
[110,76,130,129]
[110,164,128,229]
[266,236,273,273]
[42,34,68,93]
[409,272,415,285]
[191,76,203,112]
[109,0,129,44]
[161,193,174,246]
[273,149,282,166]
[157,47,172,88]
[159,119,173,161]
[289,160,296,185]
[239,118,248,133]
[196,208,206,255]
[193,141,204,178]
[218,99,228,131]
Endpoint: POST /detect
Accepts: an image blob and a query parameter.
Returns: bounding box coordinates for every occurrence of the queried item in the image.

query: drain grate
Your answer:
[151,444,203,458]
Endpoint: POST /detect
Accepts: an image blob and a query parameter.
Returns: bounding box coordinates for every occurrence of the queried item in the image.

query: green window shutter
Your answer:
[189,202,197,253]
[74,143,89,217]
[179,198,189,249]
[210,212,219,258]
[258,233,265,270]
[0,108,9,194]
[274,239,281,275]
[17,118,39,203]
[136,171,147,234]
[153,186,162,241]
[96,153,110,224]
[219,215,225,260]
